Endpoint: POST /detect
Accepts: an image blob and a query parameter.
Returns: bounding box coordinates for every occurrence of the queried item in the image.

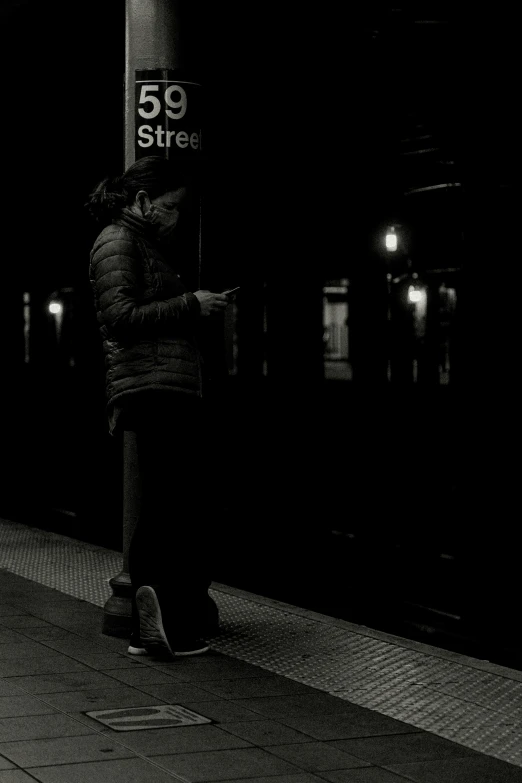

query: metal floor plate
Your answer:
[86,704,212,731]
[1,517,521,767]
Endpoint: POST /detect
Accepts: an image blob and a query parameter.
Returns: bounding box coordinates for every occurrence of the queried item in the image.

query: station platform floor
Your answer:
[0,517,521,783]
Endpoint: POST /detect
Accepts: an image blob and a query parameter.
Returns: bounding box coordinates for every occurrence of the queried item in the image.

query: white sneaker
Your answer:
[172,639,210,656]
[127,643,149,656]
[135,585,173,657]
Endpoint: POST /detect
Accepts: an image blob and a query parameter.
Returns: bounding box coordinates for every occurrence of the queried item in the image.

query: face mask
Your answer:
[146,203,171,222]
[145,204,179,238]
[149,204,172,218]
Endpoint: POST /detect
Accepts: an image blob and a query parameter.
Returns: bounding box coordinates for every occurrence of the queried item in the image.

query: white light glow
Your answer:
[49,302,63,315]
[385,229,397,251]
[408,286,423,303]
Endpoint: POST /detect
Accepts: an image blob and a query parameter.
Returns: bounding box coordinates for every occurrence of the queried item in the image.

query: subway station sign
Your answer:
[135,70,202,159]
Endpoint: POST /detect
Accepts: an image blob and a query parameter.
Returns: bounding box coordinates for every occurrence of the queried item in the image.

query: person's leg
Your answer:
[128,394,216,654]
[126,412,163,652]
[153,396,215,642]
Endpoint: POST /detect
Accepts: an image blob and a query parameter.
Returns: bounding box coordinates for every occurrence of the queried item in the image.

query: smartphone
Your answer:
[222,287,240,296]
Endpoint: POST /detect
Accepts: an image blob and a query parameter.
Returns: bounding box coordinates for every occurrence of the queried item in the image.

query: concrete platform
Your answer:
[1,517,521,782]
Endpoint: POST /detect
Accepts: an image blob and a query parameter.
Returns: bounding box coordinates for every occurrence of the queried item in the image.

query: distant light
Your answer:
[323,286,348,294]
[385,227,397,252]
[49,302,63,315]
[408,287,423,303]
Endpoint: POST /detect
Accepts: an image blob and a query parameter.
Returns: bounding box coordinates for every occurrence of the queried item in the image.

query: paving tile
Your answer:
[0,592,38,601]
[30,621,101,636]
[233,694,367,720]
[30,604,102,617]
[6,605,58,615]
[3,583,64,596]
[39,686,161,713]
[39,639,120,655]
[85,635,130,653]
[387,756,522,782]
[166,658,277,682]
[103,723,252,755]
[191,675,311,700]
[4,670,124,694]
[0,642,55,659]
[33,613,104,627]
[319,770,414,782]
[0,713,92,742]
[29,757,191,783]
[182,699,271,723]
[28,604,86,616]
[159,650,225,663]
[137,681,225,703]
[5,585,54,595]
[18,593,81,605]
[13,626,76,642]
[0,630,25,644]
[219,719,316,746]
[218,776,324,783]
[62,711,114,733]
[56,628,109,643]
[0,606,21,616]
[257,712,421,742]
[267,742,371,772]
[0,758,15,770]
[52,652,142,669]
[0,771,39,782]
[100,666,179,687]
[0,657,89,677]
[0,695,57,718]
[0,734,136,768]
[89,632,129,650]
[280,693,365,716]
[12,601,81,613]
[118,661,196,682]
[0,617,54,629]
[155,747,302,781]
[0,681,25,697]
[331,732,481,765]
[39,616,101,630]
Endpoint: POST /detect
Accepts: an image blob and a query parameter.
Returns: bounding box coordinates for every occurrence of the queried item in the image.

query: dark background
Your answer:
[0,3,518,666]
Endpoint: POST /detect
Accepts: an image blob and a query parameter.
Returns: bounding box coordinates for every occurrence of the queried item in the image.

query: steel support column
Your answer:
[102,0,185,636]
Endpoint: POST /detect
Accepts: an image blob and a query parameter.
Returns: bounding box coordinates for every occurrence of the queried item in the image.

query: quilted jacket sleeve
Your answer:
[90,232,200,340]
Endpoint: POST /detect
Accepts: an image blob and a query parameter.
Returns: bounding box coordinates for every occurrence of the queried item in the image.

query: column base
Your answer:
[102,571,133,638]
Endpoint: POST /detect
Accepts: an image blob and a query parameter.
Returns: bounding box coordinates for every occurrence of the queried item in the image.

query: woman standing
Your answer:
[87,155,229,657]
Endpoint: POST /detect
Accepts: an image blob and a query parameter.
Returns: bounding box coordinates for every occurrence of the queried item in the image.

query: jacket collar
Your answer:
[114,207,155,238]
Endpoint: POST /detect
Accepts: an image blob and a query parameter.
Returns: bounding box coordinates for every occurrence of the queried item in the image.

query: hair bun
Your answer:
[108,174,123,190]
[85,174,127,224]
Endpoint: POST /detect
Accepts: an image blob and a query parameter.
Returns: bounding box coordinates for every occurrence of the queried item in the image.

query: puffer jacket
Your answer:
[89,208,202,430]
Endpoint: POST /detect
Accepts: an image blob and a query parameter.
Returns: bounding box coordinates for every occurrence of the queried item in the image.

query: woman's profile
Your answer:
[87,155,229,657]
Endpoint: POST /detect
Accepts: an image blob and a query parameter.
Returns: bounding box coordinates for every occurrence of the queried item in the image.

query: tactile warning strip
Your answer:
[0,519,120,606]
[1,517,521,767]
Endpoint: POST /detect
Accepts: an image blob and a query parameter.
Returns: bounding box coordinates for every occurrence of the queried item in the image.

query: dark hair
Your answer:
[85,155,198,224]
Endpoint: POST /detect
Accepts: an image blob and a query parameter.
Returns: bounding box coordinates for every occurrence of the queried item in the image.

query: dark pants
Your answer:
[122,392,214,640]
